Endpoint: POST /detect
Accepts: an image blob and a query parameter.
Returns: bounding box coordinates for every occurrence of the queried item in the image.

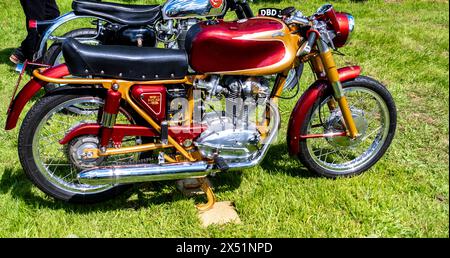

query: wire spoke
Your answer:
[31,97,135,194]
[317,148,340,159]
[49,119,74,127]
[361,126,383,142]
[43,163,71,167]
[306,86,390,173]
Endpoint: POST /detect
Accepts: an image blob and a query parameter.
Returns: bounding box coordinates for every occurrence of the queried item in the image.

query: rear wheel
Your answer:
[43,28,98,66]
[43,28,99,92]
[298,76,397,178]
[18,90,153,203]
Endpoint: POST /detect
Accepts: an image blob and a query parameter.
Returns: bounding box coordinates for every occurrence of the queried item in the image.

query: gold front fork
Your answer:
[317,40,359,139]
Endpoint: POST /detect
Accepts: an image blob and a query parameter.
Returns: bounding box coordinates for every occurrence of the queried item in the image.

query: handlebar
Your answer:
[283,5,336,55]
[283,10,310,26]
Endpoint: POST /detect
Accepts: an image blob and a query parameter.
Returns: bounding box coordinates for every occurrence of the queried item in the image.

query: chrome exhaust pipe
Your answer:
[78,102,280,186]
[78,161,211,185]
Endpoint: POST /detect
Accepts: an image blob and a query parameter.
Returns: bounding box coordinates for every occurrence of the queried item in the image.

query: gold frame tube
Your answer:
[33,68,197,161]
[98,143,173,157]
[33,68,189,86]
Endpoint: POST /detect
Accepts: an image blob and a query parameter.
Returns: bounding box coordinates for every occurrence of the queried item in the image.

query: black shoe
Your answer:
[9,48,26,64]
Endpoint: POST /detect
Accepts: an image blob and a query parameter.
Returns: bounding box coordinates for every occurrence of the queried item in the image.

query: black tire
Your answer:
[43,28,98,92]
[298,76,397,178]
[18,89,135,204]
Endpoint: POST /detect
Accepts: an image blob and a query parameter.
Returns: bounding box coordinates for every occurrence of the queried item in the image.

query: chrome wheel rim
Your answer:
[305,86,390,174]
[32,97,138,194]
[53,51,65,66]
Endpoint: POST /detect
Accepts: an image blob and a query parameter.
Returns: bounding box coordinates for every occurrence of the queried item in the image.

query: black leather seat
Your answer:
[62,38,189,81]
[72,0,162,26]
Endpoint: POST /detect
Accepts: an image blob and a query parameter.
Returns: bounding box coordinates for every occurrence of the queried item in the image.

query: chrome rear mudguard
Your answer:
[34,12,106,61]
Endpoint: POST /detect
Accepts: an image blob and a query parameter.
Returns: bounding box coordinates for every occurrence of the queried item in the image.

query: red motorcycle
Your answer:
[5,4,396,209]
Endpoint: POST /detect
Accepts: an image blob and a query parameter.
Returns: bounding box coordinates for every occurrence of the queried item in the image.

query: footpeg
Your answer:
[214,157,229,172]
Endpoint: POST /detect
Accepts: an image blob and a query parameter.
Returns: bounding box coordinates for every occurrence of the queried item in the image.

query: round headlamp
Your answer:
[333,13,355,48]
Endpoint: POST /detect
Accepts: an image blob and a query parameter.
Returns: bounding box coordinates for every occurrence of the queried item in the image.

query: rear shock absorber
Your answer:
[100,85,122,149]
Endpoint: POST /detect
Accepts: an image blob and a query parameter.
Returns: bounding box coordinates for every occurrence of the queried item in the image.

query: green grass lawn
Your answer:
[0,0,448,238]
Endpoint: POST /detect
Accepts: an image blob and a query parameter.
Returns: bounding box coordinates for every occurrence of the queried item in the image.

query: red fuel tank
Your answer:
[185,17,300,76]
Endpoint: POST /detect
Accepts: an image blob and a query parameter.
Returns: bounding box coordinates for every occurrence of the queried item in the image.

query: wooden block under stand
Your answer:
[198,201,241,228]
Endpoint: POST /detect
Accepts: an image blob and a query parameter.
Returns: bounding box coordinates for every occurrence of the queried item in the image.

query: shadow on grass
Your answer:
[0,166,243,213]
[0,48,16,66]
[260,142,318,178]
[0,143,317,211]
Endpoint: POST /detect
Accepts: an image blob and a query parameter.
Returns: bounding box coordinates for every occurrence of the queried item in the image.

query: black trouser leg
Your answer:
[19,0,60,60]
[45,0,60,20]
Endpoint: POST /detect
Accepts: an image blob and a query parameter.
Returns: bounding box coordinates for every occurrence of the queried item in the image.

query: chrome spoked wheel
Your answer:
[299,77,396,177]
[19,93,140,202]
[33,97,112,194]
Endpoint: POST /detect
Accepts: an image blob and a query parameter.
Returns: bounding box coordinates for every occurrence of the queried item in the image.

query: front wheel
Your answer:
[298,76,397,178]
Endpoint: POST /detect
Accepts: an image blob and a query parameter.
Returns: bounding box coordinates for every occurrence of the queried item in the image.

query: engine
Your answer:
[195,75,270,100]
[155,18,201,49]
[193,75,271,162]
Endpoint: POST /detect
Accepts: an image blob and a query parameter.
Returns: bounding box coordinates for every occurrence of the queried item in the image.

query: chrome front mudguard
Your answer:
[34,12,107,61]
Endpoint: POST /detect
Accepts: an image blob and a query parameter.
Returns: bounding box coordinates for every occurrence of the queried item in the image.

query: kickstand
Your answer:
[196,178,216,211]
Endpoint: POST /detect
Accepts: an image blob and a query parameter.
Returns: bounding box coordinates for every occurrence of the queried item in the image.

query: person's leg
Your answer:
[44,0,60,20]
[17,0,46,61]
[9,48,26,64]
